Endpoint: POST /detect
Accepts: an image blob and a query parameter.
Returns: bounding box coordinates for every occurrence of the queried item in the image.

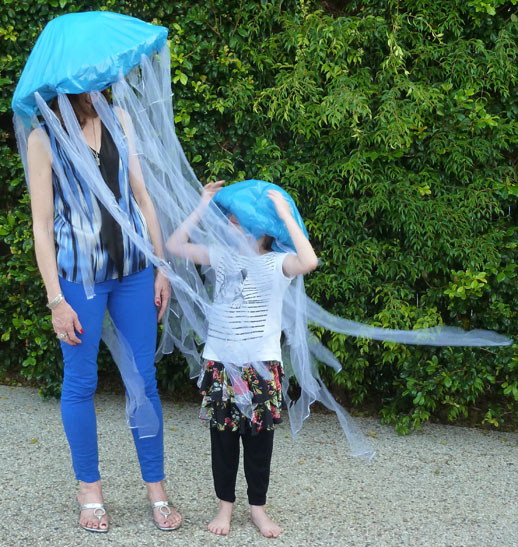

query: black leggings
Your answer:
[210,427,274,506]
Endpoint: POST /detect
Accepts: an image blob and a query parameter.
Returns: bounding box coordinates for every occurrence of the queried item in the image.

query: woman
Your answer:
[27,92,181,533]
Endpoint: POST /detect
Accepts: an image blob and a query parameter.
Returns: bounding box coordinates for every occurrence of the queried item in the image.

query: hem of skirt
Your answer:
[200,413,283,435]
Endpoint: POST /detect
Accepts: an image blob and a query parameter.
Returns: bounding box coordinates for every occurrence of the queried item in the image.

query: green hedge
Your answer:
[1,0,517,433]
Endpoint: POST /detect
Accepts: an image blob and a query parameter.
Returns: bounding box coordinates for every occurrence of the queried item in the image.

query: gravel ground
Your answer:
[0,384,517,547]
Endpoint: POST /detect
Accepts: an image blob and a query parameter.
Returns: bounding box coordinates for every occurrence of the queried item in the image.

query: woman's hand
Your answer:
[267,189,292,221]
[154,271,171,321]
[52,300,83,346]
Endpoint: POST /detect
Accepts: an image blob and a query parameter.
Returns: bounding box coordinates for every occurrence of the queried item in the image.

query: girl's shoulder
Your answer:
[268,251,297,281]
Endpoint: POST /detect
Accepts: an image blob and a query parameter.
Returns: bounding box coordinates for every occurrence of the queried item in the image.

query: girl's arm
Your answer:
[28,128,83,345]
[166,181,224,265]
[267,190,318,277]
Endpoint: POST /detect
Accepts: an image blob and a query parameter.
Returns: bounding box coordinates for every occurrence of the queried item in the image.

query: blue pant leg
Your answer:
[59,278,110,483]
[107,266,164,483]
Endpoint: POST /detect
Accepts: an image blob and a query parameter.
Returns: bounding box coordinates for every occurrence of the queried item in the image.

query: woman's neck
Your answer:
[82,116,101,152]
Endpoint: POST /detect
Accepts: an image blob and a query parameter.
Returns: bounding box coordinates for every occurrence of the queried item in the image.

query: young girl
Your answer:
[167,181,318,538]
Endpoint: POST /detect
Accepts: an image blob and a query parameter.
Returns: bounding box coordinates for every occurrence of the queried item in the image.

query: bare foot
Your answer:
[146,480,182,530]
[77,480,109,532]
[208,500,233,536]
[250,505,282,538]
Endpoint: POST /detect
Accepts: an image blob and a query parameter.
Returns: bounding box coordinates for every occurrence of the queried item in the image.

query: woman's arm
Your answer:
[166,181,224,265]
[128,167,166,262]
[267,190,318,277]
[120,113,166,262]
[27,129,83,345]
[117,108,170,320]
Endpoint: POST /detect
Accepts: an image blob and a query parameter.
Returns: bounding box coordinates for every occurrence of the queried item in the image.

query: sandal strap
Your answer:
[151,500,171,518]
[81,503,106,520]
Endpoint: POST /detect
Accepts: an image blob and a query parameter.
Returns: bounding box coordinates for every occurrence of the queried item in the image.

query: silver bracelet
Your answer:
[47,293,64,310]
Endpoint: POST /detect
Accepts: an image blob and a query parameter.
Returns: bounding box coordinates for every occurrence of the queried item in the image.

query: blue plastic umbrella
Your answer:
[12,11,168,120]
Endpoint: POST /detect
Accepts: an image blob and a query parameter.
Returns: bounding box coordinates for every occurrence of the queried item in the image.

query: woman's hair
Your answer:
[51,89,111,128]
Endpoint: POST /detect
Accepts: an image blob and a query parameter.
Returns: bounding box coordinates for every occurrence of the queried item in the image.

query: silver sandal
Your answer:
[79,502,108,533]
[151,501,181,531]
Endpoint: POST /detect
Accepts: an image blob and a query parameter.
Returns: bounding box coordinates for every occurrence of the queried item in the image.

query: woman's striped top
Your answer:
[45,117,149,284]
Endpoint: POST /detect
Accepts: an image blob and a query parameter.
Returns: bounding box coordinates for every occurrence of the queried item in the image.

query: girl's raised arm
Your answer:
[267,189,318,277]
[166,180,224,265]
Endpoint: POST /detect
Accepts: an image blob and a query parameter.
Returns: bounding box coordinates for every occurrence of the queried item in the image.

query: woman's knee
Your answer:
[141,371,159,399]
[134,355,159,395]
[61,369,98,402]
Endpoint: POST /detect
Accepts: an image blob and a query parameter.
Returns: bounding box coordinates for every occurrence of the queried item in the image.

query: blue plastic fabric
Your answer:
[212,180,309,252]
[11,11,168,121]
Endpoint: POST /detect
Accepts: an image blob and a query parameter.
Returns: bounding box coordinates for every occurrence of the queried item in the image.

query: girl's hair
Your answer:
[261,235,274,251]
[51,89,111,128]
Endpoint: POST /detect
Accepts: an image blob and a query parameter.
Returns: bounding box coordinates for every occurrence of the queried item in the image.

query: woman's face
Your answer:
[75,93,96,117]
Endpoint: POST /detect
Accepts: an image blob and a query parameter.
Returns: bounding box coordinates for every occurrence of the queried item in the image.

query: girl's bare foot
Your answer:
[208,500,233,536]
[250,505,282,538]
[77,480,109,532]
[146,480,182,530]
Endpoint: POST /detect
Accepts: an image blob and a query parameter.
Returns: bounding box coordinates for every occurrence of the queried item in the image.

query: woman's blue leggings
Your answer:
[59,266,164,483]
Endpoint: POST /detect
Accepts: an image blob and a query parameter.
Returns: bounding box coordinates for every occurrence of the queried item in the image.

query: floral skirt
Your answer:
[199,360,284,435]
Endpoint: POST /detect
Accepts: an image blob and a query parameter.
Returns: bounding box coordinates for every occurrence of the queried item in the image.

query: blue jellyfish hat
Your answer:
[212,179,309,252]
[12,11,168,121]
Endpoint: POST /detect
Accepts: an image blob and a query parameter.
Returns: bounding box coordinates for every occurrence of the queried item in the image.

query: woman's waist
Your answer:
[56,251,149,283]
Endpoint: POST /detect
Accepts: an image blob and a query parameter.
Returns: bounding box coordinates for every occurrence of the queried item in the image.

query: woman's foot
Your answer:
[250,505,282,538]
[208,500,233,536]
[146,480,182,530]
[77,480,109,532]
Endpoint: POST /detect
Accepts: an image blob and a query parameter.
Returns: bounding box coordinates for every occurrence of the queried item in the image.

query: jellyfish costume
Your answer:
[12,12,511,462]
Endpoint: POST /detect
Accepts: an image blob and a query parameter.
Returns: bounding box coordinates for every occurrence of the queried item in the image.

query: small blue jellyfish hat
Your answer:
[212,179,309,252]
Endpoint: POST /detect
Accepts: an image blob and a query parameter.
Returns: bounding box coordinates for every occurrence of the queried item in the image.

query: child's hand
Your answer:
[201,180,224,203]
[267,189,292,221]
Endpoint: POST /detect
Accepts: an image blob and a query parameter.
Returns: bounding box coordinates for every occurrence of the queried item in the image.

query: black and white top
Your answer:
[202,249,294,364]
[45,116,149,284]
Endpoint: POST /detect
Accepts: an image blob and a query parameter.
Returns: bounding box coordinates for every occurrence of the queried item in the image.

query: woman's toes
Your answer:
[168,510,181,526]
[153,506,181,529]
[79,508,108,531]
[84,517,95,529]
